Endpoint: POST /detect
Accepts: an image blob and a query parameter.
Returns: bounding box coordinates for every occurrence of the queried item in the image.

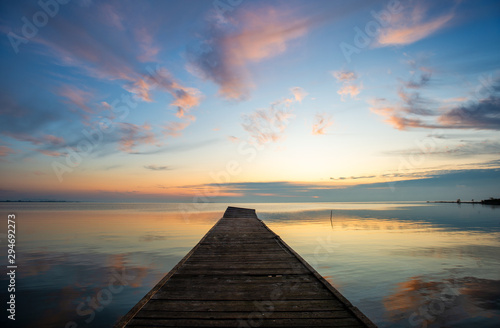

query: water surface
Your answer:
[1,202,499,327]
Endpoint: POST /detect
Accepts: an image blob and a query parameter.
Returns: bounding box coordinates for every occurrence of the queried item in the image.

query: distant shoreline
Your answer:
[428,198,500,205]
[0,200,78,203]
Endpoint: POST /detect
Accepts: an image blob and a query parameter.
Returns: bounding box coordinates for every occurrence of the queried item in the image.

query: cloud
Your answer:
[242,90,301,145]
[330,175,376,180]
[371,91,500,131]
[332,70,357,82]
[227,136,240,143]
[134,26,160,62]
[290,87,308,102]
[144,165,171,171]
[437,96,500,129]
[36,149,62,157]
[332,70,361,100]
[32,14,201,118]
[163,121,191,138]
[338,84,361,100]
[0,145,15,157]
[0,92,69,154]
[385,139,500,158]
[376,3,454,46]
[125,67,202,118]
[312,113,334,135]
[117,122,157,152]
[98,3,125,30]
[57,85,94,114]
[187,6,310,100]
[370,60,500,131]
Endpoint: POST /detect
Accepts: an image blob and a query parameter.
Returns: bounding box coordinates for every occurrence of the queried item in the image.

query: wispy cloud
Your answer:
[118,122,157,152]
[330,175,376,180]
[242,89,303,145]
[187,6,311,100]
[0,91,70,157]
[227,136,240,143]
[58,85,94,114]
[385,139,500,158]
[32,14,201,118]
[332,70,361,100]
[370,72,500,131]
[338,85,361,100]
[98,2,125,30]
[144,165,171,171]
[332,70,357,82]
[36,149,62,157]
[135,26,160,62]
[163,121,191,138]
[126,67,202,118]
[376,3,454,47]
[291,87,309,102]
[312,113,334,135]
[0,145,15,157]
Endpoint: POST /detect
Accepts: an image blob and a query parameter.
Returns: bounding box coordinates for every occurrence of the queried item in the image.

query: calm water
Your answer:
[1,202,499,327]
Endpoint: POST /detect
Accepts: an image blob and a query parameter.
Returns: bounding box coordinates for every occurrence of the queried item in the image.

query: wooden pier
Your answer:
[115,206,377,327]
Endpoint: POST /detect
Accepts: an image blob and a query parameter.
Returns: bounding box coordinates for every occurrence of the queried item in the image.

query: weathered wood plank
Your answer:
[134,309,354,319]
[115,206,377,328]
[141,299,347,312]
[127,317,364,327]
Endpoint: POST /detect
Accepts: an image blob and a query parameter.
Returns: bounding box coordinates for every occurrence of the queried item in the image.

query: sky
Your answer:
[0,0,499,202]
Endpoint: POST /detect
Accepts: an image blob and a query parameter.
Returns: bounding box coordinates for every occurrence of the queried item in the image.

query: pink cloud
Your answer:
[163,121,191,138]
[332,70,361,100]
[34,17,201,116]
[118,123,157,152]
[227,136,240,143]
[36,149,62,157]
[3,132,64,147]
[0,145,15,157]
[377,4,454,46]
[99,3,125,30]
[290,87,308,102]
[242,92,299,145]
[338,84,361,100]
[126,68,202,118]
[188,7,311,100]
[312,113,334,135]
[332,70,357,82]
[42,134,65,146]
[135,27,160,62]
[58,85,93,113]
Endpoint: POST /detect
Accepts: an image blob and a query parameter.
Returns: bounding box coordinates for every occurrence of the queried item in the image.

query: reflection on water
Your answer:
[0,202,499,327]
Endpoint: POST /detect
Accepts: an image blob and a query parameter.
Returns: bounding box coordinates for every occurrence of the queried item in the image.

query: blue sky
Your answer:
[0,0,499,202]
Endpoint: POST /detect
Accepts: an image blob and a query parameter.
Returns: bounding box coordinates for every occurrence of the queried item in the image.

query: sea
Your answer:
[0,202,499,327]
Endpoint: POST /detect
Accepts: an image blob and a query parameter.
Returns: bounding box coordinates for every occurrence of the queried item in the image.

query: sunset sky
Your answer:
[1,0,499,202]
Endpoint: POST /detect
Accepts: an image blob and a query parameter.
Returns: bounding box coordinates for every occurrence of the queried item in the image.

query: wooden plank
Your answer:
[141,299,347,312]
[134,310,353,319]
[127,317,364,327]
[115,206,377,328]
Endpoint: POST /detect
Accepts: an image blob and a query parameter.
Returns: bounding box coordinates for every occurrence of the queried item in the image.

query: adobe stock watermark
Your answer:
[64,268,136,328]
[7,0,72,54]
[237,235,339,327]
[51,94,136,182]
[340,0,403,63]
[51,64,170,182]
[178,100,295,222]
[382,130,444,192]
